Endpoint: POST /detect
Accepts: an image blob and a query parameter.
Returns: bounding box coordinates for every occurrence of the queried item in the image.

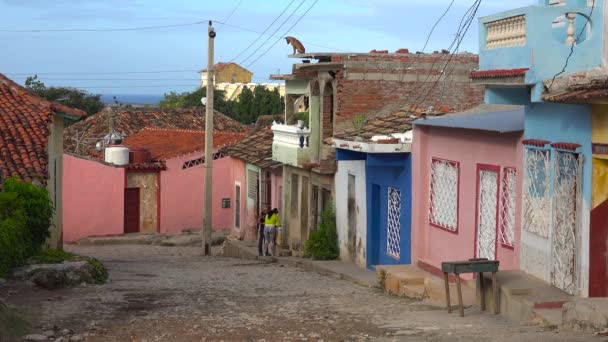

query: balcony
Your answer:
[271,122,313,168]
[477,1,602,96]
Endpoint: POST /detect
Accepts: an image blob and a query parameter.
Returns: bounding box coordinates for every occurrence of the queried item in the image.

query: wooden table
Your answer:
[441,258,499,317]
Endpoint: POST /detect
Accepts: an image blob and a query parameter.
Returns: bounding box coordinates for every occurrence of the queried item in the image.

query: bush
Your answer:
[29,249,77,264]
[304,206,339,260]
[0,177,54,277]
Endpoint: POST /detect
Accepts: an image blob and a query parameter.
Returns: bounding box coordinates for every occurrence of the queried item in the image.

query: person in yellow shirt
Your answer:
[263,208,281,256]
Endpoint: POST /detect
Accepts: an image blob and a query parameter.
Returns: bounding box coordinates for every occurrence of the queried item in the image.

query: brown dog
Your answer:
[285,36,305,54]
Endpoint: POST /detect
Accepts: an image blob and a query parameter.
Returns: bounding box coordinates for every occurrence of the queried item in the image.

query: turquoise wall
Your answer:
[479,0,604,102]
[524,102,592,200]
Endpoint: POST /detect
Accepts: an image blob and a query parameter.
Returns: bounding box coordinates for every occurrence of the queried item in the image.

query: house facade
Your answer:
[271,50,483,256]
[63,128,247,242]
[474,0,606,296]
[0,73,86,249]
[220,116,284,241]
[411,105,524,278]
[199,62,253,86]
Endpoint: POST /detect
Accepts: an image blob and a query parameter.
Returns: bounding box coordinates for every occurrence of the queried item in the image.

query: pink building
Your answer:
[411,105,524,278]
[63,128,247,242]
[220,116,283,242]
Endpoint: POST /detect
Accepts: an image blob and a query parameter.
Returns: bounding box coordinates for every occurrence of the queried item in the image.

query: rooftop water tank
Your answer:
[104,145,129,166]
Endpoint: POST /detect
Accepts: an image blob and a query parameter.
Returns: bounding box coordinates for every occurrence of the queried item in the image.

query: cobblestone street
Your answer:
[4,245,601,341]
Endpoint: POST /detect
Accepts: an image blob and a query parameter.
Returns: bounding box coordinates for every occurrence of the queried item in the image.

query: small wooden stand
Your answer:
[441,258,499,317]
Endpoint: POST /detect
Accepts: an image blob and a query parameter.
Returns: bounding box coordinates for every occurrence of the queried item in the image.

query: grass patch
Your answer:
[29,249,77,264]
[377,269,387,290]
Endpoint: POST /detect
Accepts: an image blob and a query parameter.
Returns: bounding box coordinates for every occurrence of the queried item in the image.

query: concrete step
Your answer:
[399,284,428,301]
[532,309,562,329]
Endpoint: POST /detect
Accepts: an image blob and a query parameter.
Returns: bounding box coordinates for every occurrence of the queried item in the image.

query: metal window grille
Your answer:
[499,168,517,247]
[523,148,551,237]
[477,169,499,260]
[429,158,459,231]
[248,170,259,200]
[551,151,582,295]
[387,187,401,259]
[182,152,225,169]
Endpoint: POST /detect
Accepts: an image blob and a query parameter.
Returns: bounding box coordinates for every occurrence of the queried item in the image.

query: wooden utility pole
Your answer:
[202,21,216,255]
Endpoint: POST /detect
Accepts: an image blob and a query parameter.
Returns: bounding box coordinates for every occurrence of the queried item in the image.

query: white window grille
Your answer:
[499,168,517,247]
[182,152,225,169]
[523,148,551,237]
[387,187,401,259]
[551,151,582,295]
[476,169,499,260]
[429,158,459,231]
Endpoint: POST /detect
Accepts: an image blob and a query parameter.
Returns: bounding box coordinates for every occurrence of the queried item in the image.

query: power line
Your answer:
[238,0,307,65]
[228,0,297,63]
[546,1,596,91]
[216,0,244,31]
[6,73,279,82]
[4,70,199,75]
[246,0,319,69]
[0,21,207,32]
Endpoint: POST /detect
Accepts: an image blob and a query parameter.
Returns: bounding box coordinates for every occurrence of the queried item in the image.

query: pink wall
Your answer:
[412,126,523,276]
[160,153,242,234]
[63,154,125,242]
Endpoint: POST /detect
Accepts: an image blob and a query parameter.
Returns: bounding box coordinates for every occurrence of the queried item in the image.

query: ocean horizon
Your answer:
[101,94,164,106]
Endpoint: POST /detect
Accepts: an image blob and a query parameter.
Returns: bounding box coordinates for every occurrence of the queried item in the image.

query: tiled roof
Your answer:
[0,73,86,183]
[64,107,246,157]
[334,105,453,142]
[542,67,608,103]
[122,127,247,161]
[470,68,529,79]
[219,115,283,168]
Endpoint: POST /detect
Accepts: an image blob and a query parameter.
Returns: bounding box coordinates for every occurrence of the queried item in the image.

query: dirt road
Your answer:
[1,245,600,341]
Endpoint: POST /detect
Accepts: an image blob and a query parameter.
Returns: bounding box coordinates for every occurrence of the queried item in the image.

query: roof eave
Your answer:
[333,138,412,154]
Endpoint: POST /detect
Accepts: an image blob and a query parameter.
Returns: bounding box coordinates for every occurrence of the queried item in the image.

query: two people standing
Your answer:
[258,206,281,257]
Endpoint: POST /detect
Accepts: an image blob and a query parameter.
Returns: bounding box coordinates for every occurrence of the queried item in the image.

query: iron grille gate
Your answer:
[387,187,402,259]
[551,151,582,295]
[499,168,517,248]
[476,169,499,260]
[523,148,551,237]
[429,159,459,231]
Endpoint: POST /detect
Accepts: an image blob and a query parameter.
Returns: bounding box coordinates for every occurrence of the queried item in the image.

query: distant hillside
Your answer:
[101,94,163,105]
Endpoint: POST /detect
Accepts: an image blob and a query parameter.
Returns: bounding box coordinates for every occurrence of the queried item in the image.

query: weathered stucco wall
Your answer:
[522,103,592,296]
[335,160,367,268]
[412,125,523,278]
[126,171,158,234]
[160,153,234,234]
[63,154,125,242]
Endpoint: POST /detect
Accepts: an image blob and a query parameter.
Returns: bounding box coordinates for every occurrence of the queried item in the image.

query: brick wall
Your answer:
[328,53,484,133]
[322,92,333,140]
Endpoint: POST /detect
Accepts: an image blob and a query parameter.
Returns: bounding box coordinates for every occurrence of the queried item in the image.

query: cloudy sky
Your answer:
[0,0,535,95]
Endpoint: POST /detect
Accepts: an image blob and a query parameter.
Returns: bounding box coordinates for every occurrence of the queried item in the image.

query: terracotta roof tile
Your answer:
[219,115,282,168]
[0,73,85,184]
[122,127,247,161]
[64,107,246,158]
[335,105,452,142]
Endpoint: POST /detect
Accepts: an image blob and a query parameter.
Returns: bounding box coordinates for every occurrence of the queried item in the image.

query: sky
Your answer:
[0,0,536,96]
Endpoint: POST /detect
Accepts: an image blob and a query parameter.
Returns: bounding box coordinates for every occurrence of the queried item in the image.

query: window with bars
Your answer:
[235,183,241,229]
[499,167,517,248]
[387,187,402,259]
[429,158,459,232]
[523,148,551,237]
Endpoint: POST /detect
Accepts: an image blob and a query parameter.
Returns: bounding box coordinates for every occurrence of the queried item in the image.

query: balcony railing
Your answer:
[485,15,526,49]
[271,122,311,149]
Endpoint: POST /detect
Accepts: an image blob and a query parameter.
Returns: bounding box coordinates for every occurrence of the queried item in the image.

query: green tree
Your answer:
[25,75,104,115]
[159,87,234,116]
[232,86,284,124]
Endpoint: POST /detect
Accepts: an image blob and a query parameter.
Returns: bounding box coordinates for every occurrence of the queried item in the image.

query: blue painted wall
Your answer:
[524,102,592,200]
[365,153,412,269]
[478,0,604,102]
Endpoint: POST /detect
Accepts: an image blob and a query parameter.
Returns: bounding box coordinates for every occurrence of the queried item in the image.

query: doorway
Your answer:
[475,166,500,260]
[124,188,140,234]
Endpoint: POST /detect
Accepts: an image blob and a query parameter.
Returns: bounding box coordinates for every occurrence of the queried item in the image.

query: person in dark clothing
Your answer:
[258,207,270,257]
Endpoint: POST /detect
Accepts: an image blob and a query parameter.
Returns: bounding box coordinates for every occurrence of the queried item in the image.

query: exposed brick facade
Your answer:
[326,52,484,133]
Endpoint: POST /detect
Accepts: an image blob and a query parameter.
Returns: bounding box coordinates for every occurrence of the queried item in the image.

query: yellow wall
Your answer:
[215,64,252,84]
[592,105,608,208]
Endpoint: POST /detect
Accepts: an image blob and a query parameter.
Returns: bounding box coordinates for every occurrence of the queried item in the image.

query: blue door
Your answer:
[369,184,381,269]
